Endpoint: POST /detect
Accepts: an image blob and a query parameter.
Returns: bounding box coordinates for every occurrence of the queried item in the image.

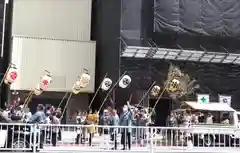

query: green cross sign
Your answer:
[198,94,209,103]
[201,97,207,103]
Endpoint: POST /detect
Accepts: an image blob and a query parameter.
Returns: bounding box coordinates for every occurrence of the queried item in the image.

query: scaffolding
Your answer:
[121,45,240,65]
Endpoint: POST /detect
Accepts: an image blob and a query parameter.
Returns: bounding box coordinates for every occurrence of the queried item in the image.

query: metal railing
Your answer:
[1,123,240,152]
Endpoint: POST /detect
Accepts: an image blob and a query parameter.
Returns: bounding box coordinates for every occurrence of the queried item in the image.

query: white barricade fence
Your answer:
[1,123,240,152]
[0,123,40,152]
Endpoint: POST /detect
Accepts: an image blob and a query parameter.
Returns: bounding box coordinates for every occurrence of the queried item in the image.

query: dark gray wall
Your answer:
[118,0,155,105]
[120,0,142,46]
[120,0,154,46]
[0,1,5,108]
[118,0,240,109]
[0,0,12,108]
[94,0,240,110]
[93,0,121,109]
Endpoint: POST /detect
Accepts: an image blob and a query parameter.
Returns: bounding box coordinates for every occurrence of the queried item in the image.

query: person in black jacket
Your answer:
[56,108,62,141]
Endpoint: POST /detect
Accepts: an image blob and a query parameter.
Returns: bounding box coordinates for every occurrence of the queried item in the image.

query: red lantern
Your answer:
[39,74,52,90]
[4,66,18,85]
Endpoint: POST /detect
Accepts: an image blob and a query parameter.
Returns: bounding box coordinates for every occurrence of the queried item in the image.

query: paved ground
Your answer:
[58,131,165,143]
[44,131,168,148]
[39,131,240,153]
[1,131,239,153]
[40,147,240,153]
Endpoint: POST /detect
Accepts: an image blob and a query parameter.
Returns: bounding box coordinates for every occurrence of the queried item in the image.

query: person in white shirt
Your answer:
[24,112,32,122]
[2,108,10,119]
[183,111,192,127]
[182,110,192,143]
[50,112,60,146]
[44,112,51,141]
[221,113,230,124]
[16,105,23,117]
[205,113,213,124]
[75,111,83,144]
[192,112,200,124]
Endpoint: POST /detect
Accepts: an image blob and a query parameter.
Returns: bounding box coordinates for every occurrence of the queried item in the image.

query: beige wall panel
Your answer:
[12,0,92,41]
[10,36,96,93]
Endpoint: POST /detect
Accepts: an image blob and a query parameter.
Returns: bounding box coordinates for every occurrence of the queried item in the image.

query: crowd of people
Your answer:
[0,102,62,148]
[75,101,156,150]
[0,100,156,150]
[167,109,231,127]
[3,100,225,149]
[3,99,223,149]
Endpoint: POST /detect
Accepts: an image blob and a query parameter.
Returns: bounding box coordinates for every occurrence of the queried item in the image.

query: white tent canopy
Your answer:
[183,101,235,112]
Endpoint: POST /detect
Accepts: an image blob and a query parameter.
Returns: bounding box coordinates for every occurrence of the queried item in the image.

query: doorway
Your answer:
[149,98,172,126]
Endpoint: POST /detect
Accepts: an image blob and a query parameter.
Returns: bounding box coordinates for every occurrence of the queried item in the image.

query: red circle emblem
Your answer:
[10,71,17,80]
[40,80,49,90]
[42,80,49,86]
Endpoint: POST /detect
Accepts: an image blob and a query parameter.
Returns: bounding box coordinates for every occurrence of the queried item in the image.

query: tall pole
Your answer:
[1,0,9,57]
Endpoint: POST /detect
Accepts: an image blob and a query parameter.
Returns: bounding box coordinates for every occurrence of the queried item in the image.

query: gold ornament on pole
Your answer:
[58,69,91,108]
[61,69,91,119]
[150,85,161,96]
[165,64,197,100]
[149,63,197,117]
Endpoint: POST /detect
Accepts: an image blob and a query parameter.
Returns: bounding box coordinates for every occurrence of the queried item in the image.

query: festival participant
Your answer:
[28,104,45,149]
[45,105,52,115]
[44,110,51,143]
[16,105,23,117]
[56,108,62,141]
[2,105,10,118]
[110,109,119,150]
[102,109,111,134]
[75,111,86,144]
[28,104,45,123]
[75,111,81,144]
[50,111,60,146]
[166,112,177,145]
[93,110,99,134]
[119,101,133,150]
[24,111,32,123]
[86,109,95,146]
[100,109,112,149]
[135,107,148,146]
[81,111,87,142]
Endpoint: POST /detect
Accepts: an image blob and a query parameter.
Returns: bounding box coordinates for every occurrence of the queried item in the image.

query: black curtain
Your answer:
[153,0,240,54]
[154,0,240,37]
